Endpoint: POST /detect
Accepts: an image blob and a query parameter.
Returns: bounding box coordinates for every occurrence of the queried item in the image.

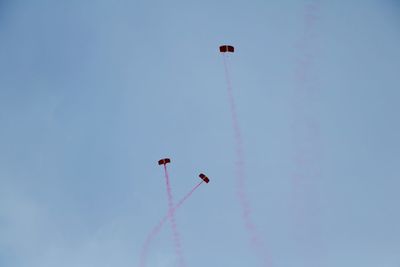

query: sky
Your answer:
[1,0,400,267]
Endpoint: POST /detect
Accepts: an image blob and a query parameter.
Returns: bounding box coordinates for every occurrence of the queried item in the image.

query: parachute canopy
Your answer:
[158,158,171,165]
[199,173,210,183]
[219,45,234,53]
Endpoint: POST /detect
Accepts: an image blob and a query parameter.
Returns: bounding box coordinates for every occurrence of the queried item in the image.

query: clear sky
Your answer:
[1,1,400,267]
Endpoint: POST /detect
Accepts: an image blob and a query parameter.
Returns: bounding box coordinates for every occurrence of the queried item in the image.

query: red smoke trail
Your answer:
[291,1,325,266]
[139,181,203,267]
[163,164,186,267]
[222,54,272,267]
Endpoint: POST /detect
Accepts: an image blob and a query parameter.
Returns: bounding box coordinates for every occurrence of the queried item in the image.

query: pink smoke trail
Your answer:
[291,1,325,266]
[139,181,203,267]
[163,164,186,267]
[222,53,272,267]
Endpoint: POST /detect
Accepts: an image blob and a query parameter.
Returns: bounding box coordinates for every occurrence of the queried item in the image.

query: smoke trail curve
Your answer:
[291,1,325,266]
[222,53,272,267]
[164,165,186,267]
[139,181,204,267]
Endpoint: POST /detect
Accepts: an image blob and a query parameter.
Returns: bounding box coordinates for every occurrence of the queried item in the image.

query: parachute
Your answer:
[219,45,234,53]
[158,158,171,165]
[199,173,210,183]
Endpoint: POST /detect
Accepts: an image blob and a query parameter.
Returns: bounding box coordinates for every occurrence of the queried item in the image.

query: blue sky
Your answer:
[1,1,400,267]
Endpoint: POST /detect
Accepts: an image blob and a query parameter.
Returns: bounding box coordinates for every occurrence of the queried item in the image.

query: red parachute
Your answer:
[219,45,234,53]
[158,158,171,165]
[199,173,210,183]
